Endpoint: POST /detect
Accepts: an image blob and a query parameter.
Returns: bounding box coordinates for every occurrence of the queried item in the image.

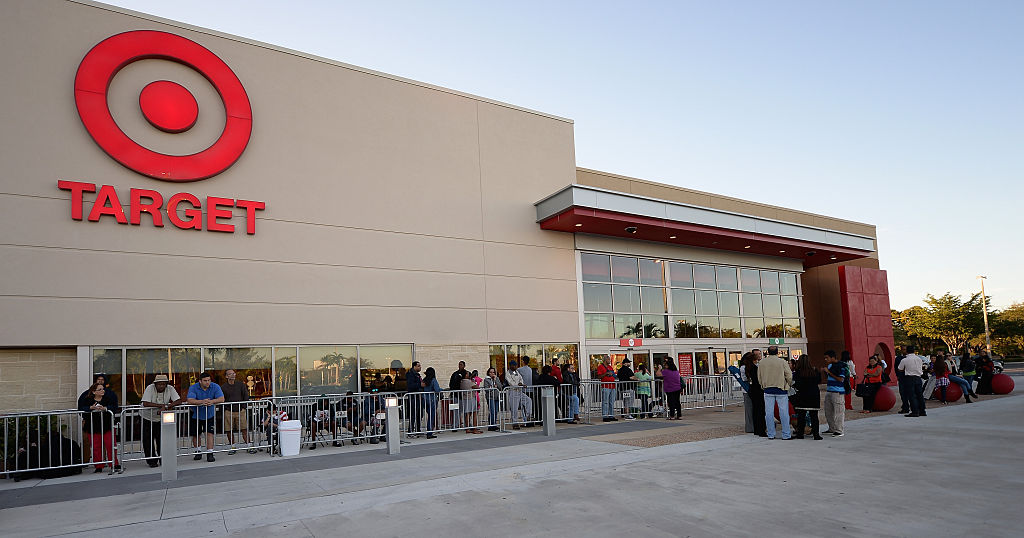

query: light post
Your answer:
[977,276,992,357]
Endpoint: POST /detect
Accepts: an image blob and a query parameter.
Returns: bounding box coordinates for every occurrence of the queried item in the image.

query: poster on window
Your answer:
[678,353,694,377]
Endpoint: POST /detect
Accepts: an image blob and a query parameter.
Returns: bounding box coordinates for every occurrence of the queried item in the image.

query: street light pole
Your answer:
[977,276,992,357]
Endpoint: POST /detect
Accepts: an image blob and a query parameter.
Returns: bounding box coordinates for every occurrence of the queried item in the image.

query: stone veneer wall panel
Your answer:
[0,348,78,412]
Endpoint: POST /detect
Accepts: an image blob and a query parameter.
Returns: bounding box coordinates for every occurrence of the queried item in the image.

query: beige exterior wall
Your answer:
[0,0,579,348]
[414,344,491,388]
[0,349,78,412]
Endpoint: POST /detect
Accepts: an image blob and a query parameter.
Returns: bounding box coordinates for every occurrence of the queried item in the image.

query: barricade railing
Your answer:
[501,385,540,430]
[266,393,398,450]
[2,408,115,480]
[403,388,498,436]
[580,380,658,421]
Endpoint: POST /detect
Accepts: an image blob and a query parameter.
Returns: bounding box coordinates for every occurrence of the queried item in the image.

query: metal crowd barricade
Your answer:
[126,400,274,461]
[402,388,496,437]
[2,408,114,480]
[500,385,543,430]
[680,375,731,410]
[265,392,398,451]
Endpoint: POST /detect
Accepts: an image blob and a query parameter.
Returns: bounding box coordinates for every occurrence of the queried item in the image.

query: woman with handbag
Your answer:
[792,355,823,440]
[858,355,884,413]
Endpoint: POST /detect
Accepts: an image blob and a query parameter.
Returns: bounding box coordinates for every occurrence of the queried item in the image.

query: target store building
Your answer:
[0,0,895,412]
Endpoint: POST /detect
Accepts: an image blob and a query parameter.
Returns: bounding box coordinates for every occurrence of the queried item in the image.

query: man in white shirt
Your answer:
[897,345,927,417]
[140,374,183,467]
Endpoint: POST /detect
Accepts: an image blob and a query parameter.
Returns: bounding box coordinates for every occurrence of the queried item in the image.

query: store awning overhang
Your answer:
[535,185,875,268]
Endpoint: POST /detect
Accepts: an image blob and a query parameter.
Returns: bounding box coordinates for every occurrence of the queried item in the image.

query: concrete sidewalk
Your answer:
[1,389,1020,537]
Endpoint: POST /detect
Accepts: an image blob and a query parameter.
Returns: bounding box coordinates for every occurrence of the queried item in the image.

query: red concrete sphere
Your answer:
[992,373,1015,394]
[773,401,795,420]
[933,381,963,402]
[872,385,896,411]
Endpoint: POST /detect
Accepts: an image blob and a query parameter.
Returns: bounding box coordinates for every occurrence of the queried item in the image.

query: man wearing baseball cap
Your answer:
[140,374,184,467]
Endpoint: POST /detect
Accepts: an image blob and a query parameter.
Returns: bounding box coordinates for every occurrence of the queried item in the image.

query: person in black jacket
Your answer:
[405,361,423,435]
[78,381,121,472]
[745,350,767,437]
[791,355,823,440]
[448,360,467,429]
[561,364,582,423]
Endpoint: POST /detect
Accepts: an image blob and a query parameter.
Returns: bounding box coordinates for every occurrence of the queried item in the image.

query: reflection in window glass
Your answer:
[299,346,357,395]
[583,283,612,311]
[612,285,641,312]
[489,345,507,378]
[744,317,766,338]
[765,319,784,338]
[742,293,763,317]
[762,294,783,317]
[505,345,521,371]
[585,314,614,339]
[697,317,720,338]
[545,344,579,372]
[581,253,610,282]
[782,295,800,317]
[720,317,743,338]
[642,315,668,338]
[672,316,698,338]
[615,314,643,338]
[760,271,780,294]
[514,344,544,373]
[693,264,716,289]
[639,259,666,286]
[697,290,718,316]
[740,268,760,292]
[205,347,272,400]
[359,345,412,393]
[125,348,200,406]
[670,289,695,315]
[716,267,738,290]
[780,273,799,295]
[669,262,693,287]
[92,348,123,402]
[274,347,297,397]
[718,292,740,317]
[640,287,667,313]
[610,256,639,284]
[785,319,803,338]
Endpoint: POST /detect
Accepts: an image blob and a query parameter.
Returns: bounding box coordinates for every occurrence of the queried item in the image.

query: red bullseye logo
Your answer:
[74,30,252,182]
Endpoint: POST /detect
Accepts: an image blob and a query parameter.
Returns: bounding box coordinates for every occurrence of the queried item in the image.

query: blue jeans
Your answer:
[949,375,972,396]
[602,387,616,417]
[569,394,580,418]
[763,392,791,439]
[487,399,500,426]
[425,398,437,431]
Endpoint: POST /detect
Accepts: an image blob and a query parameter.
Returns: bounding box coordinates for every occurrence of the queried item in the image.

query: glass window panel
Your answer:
[762,294,783,317]
[583,283,612,312]
[716,267,738,290]
[274,347,298,397]
[614,314,643,338]
[505,345,521,371]
[125,348,200,406]
[359,345,412,393]
[765,319,784,338]
[697,290,718,316]
[92,348,123,403]
[718,292,740,317]
[744,317,766,339]
[639,258,666,286]
[299,346,357,395]
[642,315,668,338]
[672,316,698,338]
[489,345,507,379]
[204,347,272,399]
[545,344,579,372]
[640,286,667,313]
[670,289,696,315]
[581,253,610,282]
[742,293,763,317]
[589,353,610,380]
[513,344,544,372]
[669,262,693,287]
[740,268,761,292]
[780,273,799,295]
[781,295,799,317]
[713,351,728,375]
[585,314,614,339]
[693,264,716,289]
[610,256,639,284]
[760,271,780,294]
[612,285,641,312]
[720,317,743,338]
[697,317,720,338]
[785,319,803,338]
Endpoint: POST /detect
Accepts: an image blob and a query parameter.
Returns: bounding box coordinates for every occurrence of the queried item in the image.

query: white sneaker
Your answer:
[624,415,636,420]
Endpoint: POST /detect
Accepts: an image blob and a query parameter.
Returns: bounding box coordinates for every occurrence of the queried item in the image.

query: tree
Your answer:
[902,293,986,353]
[988,302,1024,357]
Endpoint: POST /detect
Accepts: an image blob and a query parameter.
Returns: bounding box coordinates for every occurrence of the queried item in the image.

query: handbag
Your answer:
[882,371,891,384]
[854,382,868,398]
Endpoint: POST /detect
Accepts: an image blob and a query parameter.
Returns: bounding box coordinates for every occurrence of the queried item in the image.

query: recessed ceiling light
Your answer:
[830,255,837,260]
[744,245,751,249]
[574,223,582,227]
[712,241,718,245]
[779,250,786,254]
[669,235,677,239]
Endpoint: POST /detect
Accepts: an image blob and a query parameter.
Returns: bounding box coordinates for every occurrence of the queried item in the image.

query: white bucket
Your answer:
[278,420,302,456]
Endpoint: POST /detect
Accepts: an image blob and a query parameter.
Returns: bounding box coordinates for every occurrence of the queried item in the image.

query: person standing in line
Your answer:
[517,357,539,427]
[187,372,225,462]
[859,356,884,413]
[659,357,683,420]
[562,363,582,424]
[548,358,564,419]
[505,360,532,429]
[895,350,910,414]
[822,350,848,437]
[482,367,503,431]
[448,360,468,430]
[139,374,183,467]
[791,355,823,440]
[634,365,654,418]
[842,351,857,410]
[596,356,619,422]
[460,370,482,434]
[221,370,255,455]
[77,373,109,460]
[422,367,441,438]
[757,346,793,440]
[617,358,638,420]
[405,361,424,436]
[898,345,927,417]
[747,350,767,436]
[79,381,121,473]
[737,352,755,433]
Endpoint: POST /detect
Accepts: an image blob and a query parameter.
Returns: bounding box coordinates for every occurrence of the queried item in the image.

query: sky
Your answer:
[99,0,1024,311]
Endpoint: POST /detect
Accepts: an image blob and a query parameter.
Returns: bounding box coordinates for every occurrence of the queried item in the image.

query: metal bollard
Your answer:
[541,386,556,437]
[160,411,177,481]
[385,397,400,455]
